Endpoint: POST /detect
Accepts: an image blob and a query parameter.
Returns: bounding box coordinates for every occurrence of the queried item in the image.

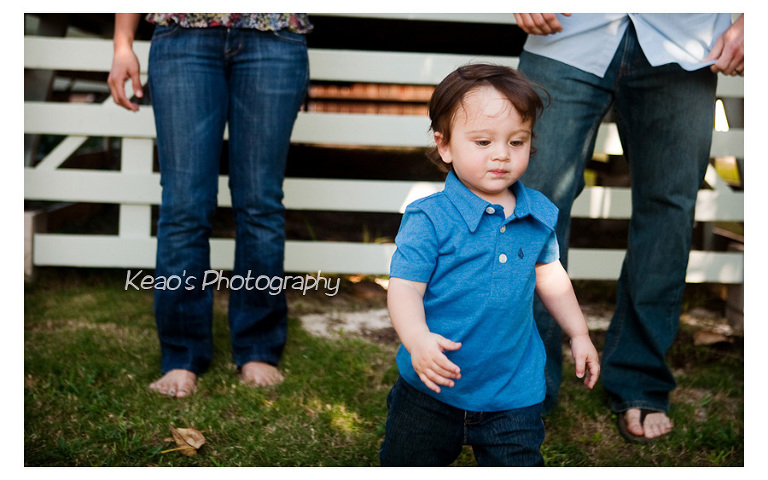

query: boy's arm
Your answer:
[534,261,600,389]
[388,277,462,393]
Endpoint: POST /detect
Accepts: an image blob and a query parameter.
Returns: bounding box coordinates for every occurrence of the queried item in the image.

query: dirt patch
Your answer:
[287,278,733,347]
[299,308,395,341]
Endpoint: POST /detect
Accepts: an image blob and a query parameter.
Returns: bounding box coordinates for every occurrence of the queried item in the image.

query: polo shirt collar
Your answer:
[443,171,548,233]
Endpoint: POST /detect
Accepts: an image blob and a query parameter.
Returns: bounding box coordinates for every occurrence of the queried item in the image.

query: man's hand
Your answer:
[513,13,571,35]
[704,14,744,76]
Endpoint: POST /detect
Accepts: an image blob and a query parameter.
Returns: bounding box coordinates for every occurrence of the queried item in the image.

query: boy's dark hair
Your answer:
[426,63,549,171]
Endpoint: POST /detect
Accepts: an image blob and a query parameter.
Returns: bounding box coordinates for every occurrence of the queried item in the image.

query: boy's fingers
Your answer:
[437,337,462,351]
[574,357,586,379]
[413,351,459,377]
[419,370,457,392]
[418,373,441,393]
[436,356,461,376]
[432,337,462,375]
[430,365,453,379]
[587,362,600,388]
[429,370,455,388]
[424,358,459,381]
[579,360,599,389]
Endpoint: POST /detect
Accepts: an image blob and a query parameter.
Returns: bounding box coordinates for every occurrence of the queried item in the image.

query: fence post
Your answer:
[118,138,155,239]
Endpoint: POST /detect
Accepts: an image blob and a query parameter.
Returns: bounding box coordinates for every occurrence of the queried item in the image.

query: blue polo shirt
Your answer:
[390,171,559,411]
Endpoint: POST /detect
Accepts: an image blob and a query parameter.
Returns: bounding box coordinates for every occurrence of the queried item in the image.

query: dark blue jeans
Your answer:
[379,377,545,466]
[147,25,309,374]
[519,23,717,413]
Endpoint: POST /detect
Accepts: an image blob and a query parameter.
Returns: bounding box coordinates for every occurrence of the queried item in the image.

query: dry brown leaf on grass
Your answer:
[162,426,206,456]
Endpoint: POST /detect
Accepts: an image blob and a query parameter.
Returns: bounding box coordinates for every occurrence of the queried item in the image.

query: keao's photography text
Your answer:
[124,269,341,297]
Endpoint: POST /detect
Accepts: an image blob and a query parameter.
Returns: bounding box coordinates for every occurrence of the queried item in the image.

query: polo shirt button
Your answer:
[499,253,507,263]
[500,225,506,233]
[485,206,495,215]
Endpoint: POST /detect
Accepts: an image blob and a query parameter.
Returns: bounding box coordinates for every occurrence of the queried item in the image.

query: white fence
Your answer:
[24,13,744,283]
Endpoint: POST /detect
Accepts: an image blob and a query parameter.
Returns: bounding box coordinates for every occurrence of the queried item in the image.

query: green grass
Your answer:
[24,269,743,466]
[539,327,744,467]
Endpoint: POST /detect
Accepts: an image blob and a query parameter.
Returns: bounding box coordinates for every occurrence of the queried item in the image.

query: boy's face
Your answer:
[435,86,531,204]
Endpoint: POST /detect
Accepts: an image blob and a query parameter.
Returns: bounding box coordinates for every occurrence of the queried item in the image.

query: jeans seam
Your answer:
[151,23,182,41]
[271,29,308,46]
[462,411,468,445]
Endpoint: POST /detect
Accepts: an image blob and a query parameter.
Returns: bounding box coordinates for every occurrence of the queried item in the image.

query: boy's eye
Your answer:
[510,140,527,147]
[475,140,490,146]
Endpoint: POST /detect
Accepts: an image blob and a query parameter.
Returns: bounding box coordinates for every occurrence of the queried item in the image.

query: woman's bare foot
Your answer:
[240,361,284,387]
[624,408,674,439]
[149,369,197,398]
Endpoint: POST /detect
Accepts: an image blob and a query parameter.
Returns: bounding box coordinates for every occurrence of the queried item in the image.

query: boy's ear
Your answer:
[434,132,452,164]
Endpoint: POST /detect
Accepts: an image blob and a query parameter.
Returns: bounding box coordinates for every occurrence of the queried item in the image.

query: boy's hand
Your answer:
[410,332,462,393]
[569,334,600,389]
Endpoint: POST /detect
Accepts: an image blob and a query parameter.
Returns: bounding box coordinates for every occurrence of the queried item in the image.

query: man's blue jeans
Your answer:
[518,24,717,414]
[379,377,545,466]
[147,25,309,374]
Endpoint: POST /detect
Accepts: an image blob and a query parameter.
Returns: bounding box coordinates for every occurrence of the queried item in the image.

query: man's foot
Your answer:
[619,408,673,442]
[240,361,284,387]
[149,369,197,398]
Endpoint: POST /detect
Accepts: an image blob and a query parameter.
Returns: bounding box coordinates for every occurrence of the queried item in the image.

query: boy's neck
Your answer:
[476,185,517,218]
[497,189,517,218]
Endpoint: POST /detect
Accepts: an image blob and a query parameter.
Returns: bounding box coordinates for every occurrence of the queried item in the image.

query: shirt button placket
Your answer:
[488,206,508,264]
[498,219,508,263]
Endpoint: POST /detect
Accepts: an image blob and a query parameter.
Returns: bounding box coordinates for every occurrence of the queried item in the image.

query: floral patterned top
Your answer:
[145,13,312,33]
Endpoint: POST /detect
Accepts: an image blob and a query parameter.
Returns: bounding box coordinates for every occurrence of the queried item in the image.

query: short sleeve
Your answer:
[389,208,439,283]
[536,229,560,265]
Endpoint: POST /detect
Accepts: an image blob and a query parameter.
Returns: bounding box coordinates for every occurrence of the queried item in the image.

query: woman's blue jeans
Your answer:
[379,377,545,466]
[147,25,309,374]
[518,23,716,414]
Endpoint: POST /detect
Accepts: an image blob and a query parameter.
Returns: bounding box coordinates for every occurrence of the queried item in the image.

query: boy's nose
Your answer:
[493,147,510,161]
